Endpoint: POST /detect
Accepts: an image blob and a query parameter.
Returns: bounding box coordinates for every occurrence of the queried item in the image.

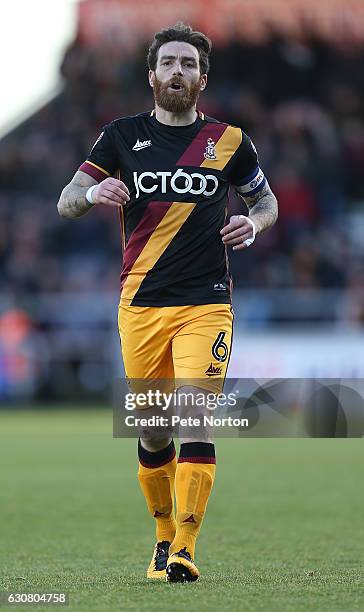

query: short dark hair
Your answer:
[147,22,212,75]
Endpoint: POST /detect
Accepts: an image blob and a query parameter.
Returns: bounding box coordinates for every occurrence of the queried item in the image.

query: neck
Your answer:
[154,104,197,126]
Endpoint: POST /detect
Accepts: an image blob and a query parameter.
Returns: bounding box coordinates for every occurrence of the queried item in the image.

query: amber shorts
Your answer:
[118,303,233,392]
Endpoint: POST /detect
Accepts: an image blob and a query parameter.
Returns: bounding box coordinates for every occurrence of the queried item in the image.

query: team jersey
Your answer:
[79,110,266,307]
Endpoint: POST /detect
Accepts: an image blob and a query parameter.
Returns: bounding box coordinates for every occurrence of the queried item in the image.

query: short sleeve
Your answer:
[229,132,266,196]
[79,123,119,182]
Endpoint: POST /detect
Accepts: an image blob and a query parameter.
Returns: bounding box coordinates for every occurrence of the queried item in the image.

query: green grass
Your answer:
[0,409,363,611]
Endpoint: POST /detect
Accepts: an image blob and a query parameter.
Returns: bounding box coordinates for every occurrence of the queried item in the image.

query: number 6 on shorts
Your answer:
[212,331,229,362]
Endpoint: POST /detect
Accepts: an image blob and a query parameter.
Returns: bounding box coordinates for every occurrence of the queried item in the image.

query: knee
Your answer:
[176,386,214,444]
[139,436,172,452]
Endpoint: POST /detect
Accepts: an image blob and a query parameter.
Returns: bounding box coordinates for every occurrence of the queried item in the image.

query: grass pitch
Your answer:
[0,409,363,611]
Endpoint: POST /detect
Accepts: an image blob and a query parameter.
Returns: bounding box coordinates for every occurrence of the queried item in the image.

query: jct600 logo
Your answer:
[133,169,219,199]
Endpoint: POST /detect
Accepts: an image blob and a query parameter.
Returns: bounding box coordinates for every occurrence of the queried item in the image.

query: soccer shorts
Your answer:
[118,303,233,394]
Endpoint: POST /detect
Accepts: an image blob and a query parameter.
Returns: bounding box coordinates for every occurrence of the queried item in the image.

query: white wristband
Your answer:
[239,215,256,247]
[85,185,97,206]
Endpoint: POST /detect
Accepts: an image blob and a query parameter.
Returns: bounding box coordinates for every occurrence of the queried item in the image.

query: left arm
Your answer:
[221,182,278,251]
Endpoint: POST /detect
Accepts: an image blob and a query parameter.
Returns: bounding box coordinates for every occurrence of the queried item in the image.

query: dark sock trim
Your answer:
[178,456,216,464]
[178,442,216,464]
[138,439,176,468]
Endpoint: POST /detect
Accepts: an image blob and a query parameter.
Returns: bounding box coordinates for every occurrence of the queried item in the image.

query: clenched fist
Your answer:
[92,177,130,207]
[220,215,256,250]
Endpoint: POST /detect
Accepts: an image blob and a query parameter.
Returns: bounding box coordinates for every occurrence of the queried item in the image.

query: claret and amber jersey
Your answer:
[79,110,266,307]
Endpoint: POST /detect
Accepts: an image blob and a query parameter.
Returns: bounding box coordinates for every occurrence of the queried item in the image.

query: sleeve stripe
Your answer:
[85,160,110,176]
[79,161,110,182]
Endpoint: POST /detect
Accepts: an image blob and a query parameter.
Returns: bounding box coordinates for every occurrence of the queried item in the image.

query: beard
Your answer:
[153,75,202,113]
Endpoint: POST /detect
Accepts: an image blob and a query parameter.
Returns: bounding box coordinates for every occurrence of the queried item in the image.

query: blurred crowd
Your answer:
[1,33,364,308]
[2,31,364,399]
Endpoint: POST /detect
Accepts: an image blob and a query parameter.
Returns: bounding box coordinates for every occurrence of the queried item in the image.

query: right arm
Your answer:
[57,170,130,219]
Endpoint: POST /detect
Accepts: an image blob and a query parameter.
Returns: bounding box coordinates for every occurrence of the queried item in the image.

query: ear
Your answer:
[148,70,155,88]
[200,74,208,91]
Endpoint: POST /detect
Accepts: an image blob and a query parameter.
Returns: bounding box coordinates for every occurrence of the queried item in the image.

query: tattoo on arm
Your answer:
[237,182,278,234]
[57,171,97,219]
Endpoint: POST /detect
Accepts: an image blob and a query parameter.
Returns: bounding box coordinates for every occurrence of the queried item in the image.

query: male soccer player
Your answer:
[58,23,278,583]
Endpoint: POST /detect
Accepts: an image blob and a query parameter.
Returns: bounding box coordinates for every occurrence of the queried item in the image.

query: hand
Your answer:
[220,215,256,251]
[93,177,130,207]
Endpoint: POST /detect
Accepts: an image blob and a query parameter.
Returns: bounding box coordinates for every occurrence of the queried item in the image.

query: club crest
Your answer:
[204,138,217,160]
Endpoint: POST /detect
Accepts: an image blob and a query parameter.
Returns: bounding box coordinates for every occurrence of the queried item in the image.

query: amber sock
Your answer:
[170,442,216,559]
[138,439,177,543]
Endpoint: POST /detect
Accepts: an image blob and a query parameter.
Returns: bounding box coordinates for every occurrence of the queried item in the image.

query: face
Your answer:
[149,41,207,113]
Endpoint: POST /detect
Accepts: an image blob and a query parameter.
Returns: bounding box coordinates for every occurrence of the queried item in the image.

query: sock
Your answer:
[138,439,177,543]
[170,442,216,559]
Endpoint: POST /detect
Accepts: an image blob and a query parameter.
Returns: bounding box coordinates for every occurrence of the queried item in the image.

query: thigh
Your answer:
[118,305,174,380]
[171,304,233,390]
